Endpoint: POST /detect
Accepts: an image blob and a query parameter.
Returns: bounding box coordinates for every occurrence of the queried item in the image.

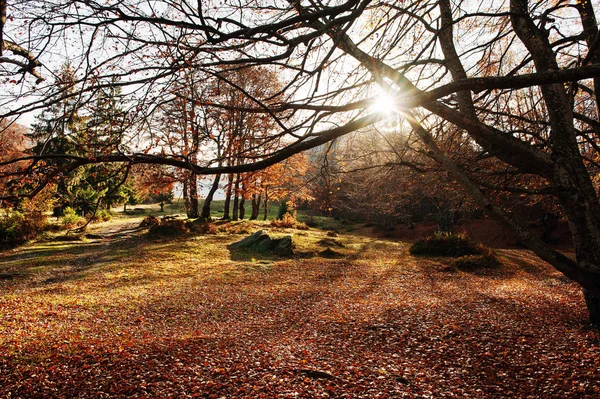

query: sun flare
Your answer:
[371,92,397,115]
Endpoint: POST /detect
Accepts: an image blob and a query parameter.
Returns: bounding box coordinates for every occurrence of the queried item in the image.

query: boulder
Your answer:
[229,230,293,256]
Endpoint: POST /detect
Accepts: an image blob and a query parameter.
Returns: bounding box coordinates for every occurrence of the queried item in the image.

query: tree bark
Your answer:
[187,172,199,218]
[250,193,261,220]
[183,179,190,216]
[263,188,269,221]
[510,0,600,322]
[232,173,240,220]
[201,173,221,220]
[585,289,600,325]
[222,173,233,220]
[239,197,246,219]
[232,194,239,220]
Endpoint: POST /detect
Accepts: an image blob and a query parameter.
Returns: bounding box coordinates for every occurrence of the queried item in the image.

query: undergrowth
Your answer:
[271,213,309,230]
[409,233,486,257]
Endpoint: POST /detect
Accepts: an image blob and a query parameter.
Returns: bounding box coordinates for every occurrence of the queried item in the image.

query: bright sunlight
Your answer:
[371,91,397,114]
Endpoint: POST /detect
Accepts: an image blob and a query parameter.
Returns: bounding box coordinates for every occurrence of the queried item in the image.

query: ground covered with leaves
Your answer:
[0,218,599,398]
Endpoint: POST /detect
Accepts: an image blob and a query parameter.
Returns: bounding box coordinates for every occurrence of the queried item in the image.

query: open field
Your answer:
[118,199,285,220]
[1,217,599,398]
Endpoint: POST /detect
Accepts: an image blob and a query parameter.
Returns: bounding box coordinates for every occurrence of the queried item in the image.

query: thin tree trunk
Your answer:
[232,173,240,220]
[0,1,6,56]
[263,188,269,221]
[183,179,191,217]
[232,195,239,220]
[201,173,221,220]
[188,173,199,218]
[239,197,246,219]
[223,173,233,220]
[250,193,261,220]
[239,180,246,219]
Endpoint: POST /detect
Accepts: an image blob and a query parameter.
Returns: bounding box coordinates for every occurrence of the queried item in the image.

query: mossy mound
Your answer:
[317,238,345,248]
[229,230,293,256]
[147,219,189,236]
[451,254,500,271]
[318,248,343,258]
[409,234,485,257]
[139,215,160,228]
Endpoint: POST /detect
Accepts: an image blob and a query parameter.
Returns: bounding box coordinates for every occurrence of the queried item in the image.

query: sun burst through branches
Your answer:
[371,91,397,115]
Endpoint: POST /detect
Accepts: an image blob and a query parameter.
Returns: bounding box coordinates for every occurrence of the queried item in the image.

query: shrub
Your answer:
[271,212,297,228]
[295,222,310,230]
[271,213,309,230]
[409,233,485,257]
[222,222,253,235]
[276,201,289,220]
[450,253,500,271]
[98,209,113,222]
[304,215,318,228]
[87,209,113,223]
[188,220,218,234]
[0,209,47,248]
[0,211,24,247]
[148,218,189,236]
[139,215,161,228]
[62,207,84,229]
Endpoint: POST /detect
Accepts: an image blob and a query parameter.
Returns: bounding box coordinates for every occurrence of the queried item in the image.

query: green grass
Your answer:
[112,199,284,220]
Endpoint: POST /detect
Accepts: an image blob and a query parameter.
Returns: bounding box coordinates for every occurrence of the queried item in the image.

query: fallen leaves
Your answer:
[0,222,599,398]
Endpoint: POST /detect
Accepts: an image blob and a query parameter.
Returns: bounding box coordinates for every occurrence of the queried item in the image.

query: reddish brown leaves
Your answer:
[0,225,599,398]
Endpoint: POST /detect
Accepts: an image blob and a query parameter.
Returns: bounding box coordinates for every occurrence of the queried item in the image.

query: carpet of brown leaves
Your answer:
[0,221,598,398]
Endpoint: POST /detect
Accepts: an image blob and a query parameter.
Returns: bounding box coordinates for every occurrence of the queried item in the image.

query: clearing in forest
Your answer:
[0,217,598,398]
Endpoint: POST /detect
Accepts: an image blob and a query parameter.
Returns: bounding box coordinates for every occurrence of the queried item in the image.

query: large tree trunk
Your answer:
[553,167,600,324]
[222,173,233,220]
[510,0,600,323]
[201,173,221,220]
[585,289,600,324]
[406,111,600,324]
[423,0,600,324]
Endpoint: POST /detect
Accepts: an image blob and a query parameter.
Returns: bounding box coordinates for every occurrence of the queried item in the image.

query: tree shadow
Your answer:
[498,249,574,283]
[227,247,279,262]
[0,230,155,286]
